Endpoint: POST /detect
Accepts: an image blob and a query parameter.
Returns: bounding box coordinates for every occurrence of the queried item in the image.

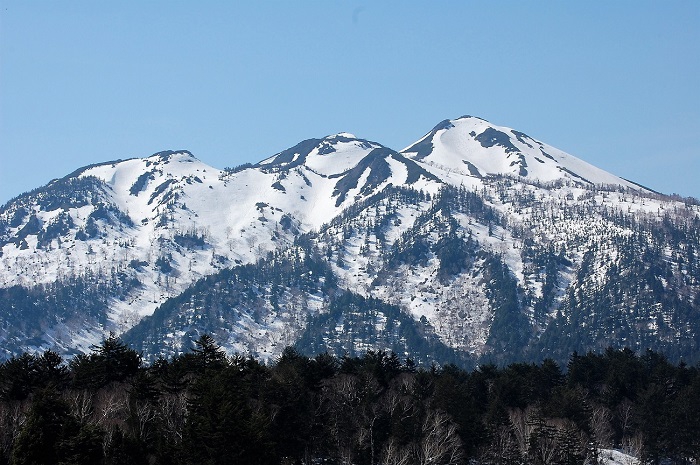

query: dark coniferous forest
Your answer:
[0,334,698,465]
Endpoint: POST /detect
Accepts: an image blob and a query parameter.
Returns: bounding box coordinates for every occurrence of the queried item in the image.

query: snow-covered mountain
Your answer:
[1,116,698,364]
[402,116,643,188]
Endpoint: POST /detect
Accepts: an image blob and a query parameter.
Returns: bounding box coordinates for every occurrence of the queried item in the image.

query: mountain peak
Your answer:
[256,133,382,177]
[145,150,197,163]
[328,132,358,140]
[3,113,694,367]
[403,116,644,190]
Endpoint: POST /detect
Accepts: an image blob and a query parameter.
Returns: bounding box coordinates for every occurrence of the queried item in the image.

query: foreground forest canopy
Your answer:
[0,335,698,465]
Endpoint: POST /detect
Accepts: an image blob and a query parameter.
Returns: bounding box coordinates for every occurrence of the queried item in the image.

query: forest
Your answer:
[0,334,698,465]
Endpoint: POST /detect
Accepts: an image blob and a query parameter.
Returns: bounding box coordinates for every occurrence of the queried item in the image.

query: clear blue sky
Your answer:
[1,1,698,204]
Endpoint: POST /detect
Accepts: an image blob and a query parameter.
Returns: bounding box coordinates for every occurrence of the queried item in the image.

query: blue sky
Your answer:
[1,1,698,204]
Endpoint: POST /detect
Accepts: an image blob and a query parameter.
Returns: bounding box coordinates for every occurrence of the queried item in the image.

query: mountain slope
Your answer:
[1,116,698,365]
[403,116,643,189]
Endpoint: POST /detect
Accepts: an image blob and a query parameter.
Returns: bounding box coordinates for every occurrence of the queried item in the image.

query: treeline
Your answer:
[0,336,698,465]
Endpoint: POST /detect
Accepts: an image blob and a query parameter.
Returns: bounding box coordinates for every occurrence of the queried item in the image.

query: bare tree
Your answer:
[158,391,187,444]
[64,389,94,425]
[383,374,417,421]
[526,415,562,465]
[133,400,158,442]
[478,424,521,465]
[419,409,463,465]
[590,405,613,448]
[381,438,414,465]
[321,374,362,464]
[0,400,27,459]
[92,386,129,429]
[617,398,634,440]
[509,406,536,457]
[90,384,129,453]
[620,434,643,465]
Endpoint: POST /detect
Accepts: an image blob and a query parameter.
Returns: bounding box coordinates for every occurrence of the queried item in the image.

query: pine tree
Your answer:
[191,334,228,372]
[10,389,73,465]
[70,333,141,389]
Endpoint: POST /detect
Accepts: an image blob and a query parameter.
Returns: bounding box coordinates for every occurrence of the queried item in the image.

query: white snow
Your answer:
[1,119,698,359]
[304,139,379,176]
[403,116,645,190]
[598,449,640,465]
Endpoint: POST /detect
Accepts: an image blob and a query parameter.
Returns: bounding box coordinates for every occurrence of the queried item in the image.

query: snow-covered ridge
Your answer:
[0,131,445,342]
[256,133,382,177]
[403,116,644,190]
[1,115,694,360]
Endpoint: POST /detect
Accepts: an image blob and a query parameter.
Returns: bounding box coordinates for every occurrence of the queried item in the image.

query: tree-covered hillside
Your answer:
[0,335,698,464]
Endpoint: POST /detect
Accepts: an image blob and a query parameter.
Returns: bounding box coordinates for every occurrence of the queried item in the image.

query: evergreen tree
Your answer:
[71,333,141,389]
[10,390,73,465]
[191,334,228,372]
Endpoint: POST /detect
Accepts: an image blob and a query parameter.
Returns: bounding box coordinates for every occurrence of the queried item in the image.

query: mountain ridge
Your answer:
[1,115,698,365]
